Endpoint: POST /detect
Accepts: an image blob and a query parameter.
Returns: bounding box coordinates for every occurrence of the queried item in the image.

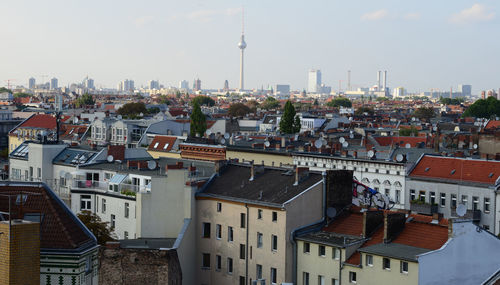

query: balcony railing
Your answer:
[71,180,150,196]
[72,180,109,191]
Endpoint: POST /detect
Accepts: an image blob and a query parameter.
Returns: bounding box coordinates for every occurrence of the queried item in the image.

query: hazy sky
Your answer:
[1,0,499,93]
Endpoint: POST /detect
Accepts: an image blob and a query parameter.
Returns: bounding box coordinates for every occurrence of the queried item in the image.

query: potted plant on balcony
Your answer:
[410,199,438,215]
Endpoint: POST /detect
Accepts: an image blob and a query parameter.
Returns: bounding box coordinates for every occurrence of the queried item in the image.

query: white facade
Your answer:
[308,69,321,93]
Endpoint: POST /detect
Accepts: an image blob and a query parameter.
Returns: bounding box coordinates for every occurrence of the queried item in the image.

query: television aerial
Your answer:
[107,155,114,162]
[456,203,467,217]
[147,160,157,170]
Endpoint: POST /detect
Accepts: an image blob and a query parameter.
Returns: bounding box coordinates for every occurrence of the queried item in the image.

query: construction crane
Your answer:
[4,79,16,90]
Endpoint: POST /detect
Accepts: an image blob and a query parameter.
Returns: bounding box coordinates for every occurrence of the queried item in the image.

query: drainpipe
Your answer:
[290,171,328,285]
[339,248,342,285]
[245,203,249,284]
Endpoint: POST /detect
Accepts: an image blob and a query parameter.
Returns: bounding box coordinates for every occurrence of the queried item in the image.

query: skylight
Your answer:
[163,143,169,150]
[450,169,456,175]
[489,173,494,178]
[424,167,430,172]
[154,142,159,149]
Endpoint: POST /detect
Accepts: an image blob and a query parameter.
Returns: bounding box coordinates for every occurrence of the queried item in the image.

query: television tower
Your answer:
[238,7,247,90]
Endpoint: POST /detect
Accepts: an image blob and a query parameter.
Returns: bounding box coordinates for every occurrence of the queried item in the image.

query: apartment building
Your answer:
[406,154,500,234]
[8,113,57,152]
[195,164,353,285]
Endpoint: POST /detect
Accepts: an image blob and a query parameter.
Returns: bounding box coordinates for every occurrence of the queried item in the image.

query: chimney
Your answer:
[294,167,309,186]
[341,150,348,157]
[214,160,226,176]
[281,136,286,148]
[383,212,406,243]
[325,170,353,217]
[448,219,453,239]
[249,160,255,181]
[352,151,358,159]
[362,210,384,238]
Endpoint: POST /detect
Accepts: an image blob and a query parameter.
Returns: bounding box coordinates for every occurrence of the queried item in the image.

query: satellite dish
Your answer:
[294,134,299,141]
[117,115,122,120]
[349,133,354,139]
[224,133,230,139]
[456,203,467,217]
[264,141,270,147]
[107,155,114,162]
[74,117,79,124]
[367,150,375,158]
[473,144,478,150]
[314,140,323,148]
[342,141,349,148]
[220,138,226,144]
[348,117,353,121]
[396,154,404,162]
[147,160,157,170]
[339,137,346,144]
[139,112,144,117]
[433,126,437,132]
[327,207,337,218]
[405,143,411,149]
[205,129,212,136]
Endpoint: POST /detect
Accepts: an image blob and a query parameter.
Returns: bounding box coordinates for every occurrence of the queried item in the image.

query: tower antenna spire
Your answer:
[238,5,247,91]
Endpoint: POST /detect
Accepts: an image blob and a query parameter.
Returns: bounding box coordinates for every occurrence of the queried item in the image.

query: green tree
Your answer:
[247,100,259,113]
[355,107,375,116]
[440,97,464,105]
[228,103,251,117]
[191,95,215,107]
[399,126,419,136]
[147,107,161,114]
[77,210,115,245]
[261,97,280,110]
[279,101,301,134]
[0,87,12,93]
[327,97,352,108]
[75,93,95,107]
[190,102,207,137]
[413,107,436,121]
[13,92,32,98]
[117,102,148,117]
[463,97,500,118]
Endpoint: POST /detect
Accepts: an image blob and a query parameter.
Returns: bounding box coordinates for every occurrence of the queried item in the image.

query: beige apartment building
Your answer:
[195,163,326,285]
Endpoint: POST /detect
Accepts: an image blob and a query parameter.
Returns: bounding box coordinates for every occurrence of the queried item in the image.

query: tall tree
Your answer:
[413,107,436,122]
[191,95,215,107]
[77,211,115,245]
[280,101,301,134]
[190,102,207,137]
[228,103,251,117]
[75,93,95,107]
[463,97,500,118]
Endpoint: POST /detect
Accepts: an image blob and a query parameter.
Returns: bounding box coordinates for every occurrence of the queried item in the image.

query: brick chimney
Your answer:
[362,210,384,238]
[294,167,309,186]
[281,136,286,148]
[383,212,406,243]
[448,219,454,239]
[352,151,358,159]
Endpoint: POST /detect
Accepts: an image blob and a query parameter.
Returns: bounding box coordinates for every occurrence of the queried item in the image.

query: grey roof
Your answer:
[358,242,431,262]
[53,148,98,166]
[198,164,322,207]
[298,231,364,248]
[118,238,177,249]
[147,120,190,136]
[124,148,152,160]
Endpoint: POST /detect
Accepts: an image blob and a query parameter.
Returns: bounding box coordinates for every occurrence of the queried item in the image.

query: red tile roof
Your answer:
[14,114,57,130]
[0,184,96,251]
[108,145,125,161]
[392,222,448,250]
[148,136,177,152]
[323,211,364,236]
[485,120,500,130]
[374,136,427,147]
[409,155,500,185]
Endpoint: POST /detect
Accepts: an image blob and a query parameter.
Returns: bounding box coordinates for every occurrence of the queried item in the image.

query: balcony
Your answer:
[72,180,108,191]
[71,180,150,196]
[410,201,438,215]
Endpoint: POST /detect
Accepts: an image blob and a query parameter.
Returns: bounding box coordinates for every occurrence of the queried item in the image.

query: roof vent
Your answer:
[424,167,430,172]
[450,169,456,175]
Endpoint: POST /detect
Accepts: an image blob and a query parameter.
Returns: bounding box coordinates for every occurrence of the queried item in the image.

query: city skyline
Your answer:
[0,1,499,92]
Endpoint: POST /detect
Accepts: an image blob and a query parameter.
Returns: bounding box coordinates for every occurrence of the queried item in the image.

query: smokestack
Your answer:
[383,71,387,93]
[377,71,381,90]
[347,70,351,91]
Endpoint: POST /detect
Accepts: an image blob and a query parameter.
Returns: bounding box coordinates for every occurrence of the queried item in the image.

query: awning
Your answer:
[109,173,127,184]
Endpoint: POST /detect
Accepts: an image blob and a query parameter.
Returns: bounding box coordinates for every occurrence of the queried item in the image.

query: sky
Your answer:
[0,0,499,94]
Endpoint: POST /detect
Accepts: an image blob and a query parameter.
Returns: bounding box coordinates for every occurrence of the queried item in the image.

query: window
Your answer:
[124,231,129,239]
[202,223,211,238]
[80,195,91,210]
[366,254,373,266]
[430,192,436,205]
[318,275,325,285]
[272,211,277,222]
[227,258,233,274]
[472,196,479,211]
[451,194,457,208]
[257,232,263,248]
[303,272,310,285]
[270,268,277,284]
[419,191,426,202]
[483,225,490,231]
[303,242,310,253]
[111,214,115,228]
[202,253,210,268]
[241,213,246,228]
[258,209,263,219]
[216,224,222,239]
[332,279,339,285]
[102,198,106,213]
[349,271,356,283]
[400,261,408,273]
[410,189,416,201]
[216,255,221,271]
[440,193,446,207]
[484,198,490,213]
[395,189,401,204]
[461,195,468,207]
[60,177,66,187]
[228,226,234,242]
[385,189,390,197]
[239,276,245,285]
[37,167,41,178]
[383,258,391,270]
[256,264,263,279]
[124,202,129,218]
[240,244,246,259]
[217,202,222,212]
[271,235,278,251]
[318,245,326,257]
[333,248,340,260]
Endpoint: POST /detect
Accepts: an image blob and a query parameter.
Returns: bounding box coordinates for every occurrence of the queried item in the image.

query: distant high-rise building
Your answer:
[118,79,134,92]
[275,84,290,96]
[193,78,201,91]
[28,77,36,89]
[148,80,160,90]
[223,80,229,91]
[50,78,58,90]
[458,84,472,97]
[393,87,405,97]
[179,80,189,90]
[308,69,322,93]
[83,77,95,89]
